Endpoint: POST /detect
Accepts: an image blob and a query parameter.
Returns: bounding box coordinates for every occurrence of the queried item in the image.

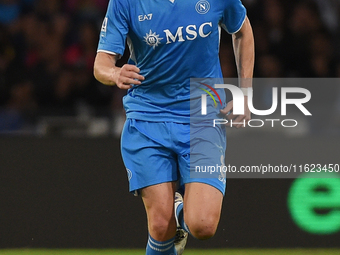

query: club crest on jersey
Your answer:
[195,0,210,14]
[144,30,163,49]
[126,168,132,181]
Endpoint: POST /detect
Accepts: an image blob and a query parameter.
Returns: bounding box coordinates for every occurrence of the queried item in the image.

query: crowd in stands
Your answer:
[0,0,340,133]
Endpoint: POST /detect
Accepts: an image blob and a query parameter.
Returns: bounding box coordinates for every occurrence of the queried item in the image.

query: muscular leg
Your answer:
[183,182,223,240]
[141,182,177,241]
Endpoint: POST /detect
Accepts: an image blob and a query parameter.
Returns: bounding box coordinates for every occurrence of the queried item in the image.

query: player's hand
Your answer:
[115,64,145,89]
[220,98,251,128]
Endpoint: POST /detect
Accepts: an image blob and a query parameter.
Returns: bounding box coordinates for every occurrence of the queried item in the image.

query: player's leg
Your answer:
[174,192,188,255]
[121,119,179,254]
[141,182,177,241]
[142,182,178,254]
[183,182,223,239]
[176,123,227,240]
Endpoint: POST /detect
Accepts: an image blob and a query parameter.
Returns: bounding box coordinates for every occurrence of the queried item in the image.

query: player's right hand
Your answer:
[115,64,145,89]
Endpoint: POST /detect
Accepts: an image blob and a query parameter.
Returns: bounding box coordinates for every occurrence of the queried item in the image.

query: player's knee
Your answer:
[148,215,176,241]
[186,217,218,240]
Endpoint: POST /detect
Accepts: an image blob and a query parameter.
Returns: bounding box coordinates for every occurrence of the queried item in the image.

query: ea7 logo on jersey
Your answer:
[139,13,153,21]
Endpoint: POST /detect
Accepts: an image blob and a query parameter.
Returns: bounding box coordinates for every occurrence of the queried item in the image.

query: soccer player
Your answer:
[94,0,254,254]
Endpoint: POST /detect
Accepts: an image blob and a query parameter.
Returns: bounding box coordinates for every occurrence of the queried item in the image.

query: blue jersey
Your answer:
[98,0,246,123]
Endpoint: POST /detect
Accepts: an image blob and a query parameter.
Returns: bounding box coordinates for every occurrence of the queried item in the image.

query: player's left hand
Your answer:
[220,98,251,128]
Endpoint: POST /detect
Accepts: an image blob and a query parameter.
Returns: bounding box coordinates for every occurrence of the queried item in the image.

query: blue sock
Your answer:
[175,202,190,234]
[146,235,177,255]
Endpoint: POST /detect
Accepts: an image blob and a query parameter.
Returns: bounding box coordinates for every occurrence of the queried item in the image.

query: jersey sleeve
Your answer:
[97,0,129,56]
[221,0,246,34]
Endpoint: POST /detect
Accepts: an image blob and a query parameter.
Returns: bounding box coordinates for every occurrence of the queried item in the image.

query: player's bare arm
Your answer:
[94,52,145,90]
[221,16,255,128]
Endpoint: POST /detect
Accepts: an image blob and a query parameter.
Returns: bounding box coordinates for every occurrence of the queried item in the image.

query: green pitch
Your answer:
[0,249,339,255]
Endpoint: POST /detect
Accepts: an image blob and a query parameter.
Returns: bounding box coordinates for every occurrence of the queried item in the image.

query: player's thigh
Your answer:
[141,182,177,240]
[183,182,223,234]
[141,181,177,213]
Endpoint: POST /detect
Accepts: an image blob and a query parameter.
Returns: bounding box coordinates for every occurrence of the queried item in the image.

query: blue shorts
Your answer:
[121,119,227,195]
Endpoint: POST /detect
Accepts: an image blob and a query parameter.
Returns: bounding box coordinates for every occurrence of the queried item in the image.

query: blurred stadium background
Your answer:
[0,0,340,254]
